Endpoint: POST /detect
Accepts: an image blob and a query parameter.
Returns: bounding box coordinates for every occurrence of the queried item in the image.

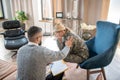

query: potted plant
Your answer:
[15,11,28,30]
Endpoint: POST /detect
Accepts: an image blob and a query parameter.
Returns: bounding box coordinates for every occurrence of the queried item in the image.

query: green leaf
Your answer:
[15,10,28,23]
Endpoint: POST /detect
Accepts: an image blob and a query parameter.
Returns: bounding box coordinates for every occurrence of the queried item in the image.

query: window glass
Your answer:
[108,0,120,23]
[0,0,4,18]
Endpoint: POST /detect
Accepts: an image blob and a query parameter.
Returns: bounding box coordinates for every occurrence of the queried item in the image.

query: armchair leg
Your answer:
[101,68,106,80]
[87,70,90,80]
[11,51,17,58]
[87,68,106,80]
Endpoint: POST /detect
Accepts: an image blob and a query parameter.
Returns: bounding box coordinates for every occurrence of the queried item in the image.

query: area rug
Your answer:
[62,62,103,80]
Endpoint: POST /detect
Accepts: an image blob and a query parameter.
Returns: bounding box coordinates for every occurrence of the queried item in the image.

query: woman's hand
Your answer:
[65,36,73,48]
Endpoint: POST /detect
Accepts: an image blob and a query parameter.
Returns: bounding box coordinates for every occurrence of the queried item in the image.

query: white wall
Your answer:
[107,0,120,23]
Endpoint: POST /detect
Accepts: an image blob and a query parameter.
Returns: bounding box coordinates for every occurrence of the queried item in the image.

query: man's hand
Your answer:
[65,36,73,48]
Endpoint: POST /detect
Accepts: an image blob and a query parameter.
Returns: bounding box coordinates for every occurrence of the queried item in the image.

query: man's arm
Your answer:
[43,37,73,63]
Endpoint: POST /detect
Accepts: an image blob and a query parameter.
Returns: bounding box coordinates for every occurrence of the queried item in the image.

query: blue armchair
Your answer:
[80,21,120,80]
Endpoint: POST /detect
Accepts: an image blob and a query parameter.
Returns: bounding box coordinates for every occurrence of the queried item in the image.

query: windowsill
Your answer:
[0,19,7,21]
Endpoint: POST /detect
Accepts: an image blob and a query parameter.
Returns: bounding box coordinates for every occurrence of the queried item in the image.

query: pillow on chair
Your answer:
[4,29,24,37]
[2,20,20,29]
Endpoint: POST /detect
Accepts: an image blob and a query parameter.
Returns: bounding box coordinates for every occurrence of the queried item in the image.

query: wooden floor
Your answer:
[0,36,120,80]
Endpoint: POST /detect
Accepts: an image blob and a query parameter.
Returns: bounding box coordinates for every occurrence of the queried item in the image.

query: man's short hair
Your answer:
[27,26,42,39]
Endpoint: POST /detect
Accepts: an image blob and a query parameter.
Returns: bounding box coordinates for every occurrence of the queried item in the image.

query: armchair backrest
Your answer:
[2,20,21,29]
[93,21,120,54]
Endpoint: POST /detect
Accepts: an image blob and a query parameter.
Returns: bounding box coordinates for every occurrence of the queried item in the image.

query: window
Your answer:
[0,0,4,19]
[41,0,53,20]
[108,0,120,24]
[39,0,63,20]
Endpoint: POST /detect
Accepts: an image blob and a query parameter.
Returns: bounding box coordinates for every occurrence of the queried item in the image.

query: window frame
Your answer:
[0,0,4,19]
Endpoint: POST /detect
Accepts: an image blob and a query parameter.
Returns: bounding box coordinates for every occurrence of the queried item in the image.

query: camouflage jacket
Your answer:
[56,29,89,63]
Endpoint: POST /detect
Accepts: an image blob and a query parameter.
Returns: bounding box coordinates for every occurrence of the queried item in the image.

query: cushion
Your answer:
[2,20,20,29]
[4,29,24,37]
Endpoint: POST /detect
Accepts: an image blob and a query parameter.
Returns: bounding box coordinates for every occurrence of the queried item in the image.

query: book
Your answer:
[50,60,68,76]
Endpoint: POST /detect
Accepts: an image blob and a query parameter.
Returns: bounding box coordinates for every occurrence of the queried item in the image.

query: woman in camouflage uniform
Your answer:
[46,23,89,80]
[54,23,89,63]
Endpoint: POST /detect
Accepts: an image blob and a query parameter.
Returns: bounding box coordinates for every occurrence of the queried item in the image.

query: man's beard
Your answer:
[39,41,42,46]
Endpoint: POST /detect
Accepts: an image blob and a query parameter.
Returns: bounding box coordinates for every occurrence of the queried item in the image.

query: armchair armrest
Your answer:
[20,29,27,35]
[24,30,27,33]
[85,37,95,50]
[0,32,4,35]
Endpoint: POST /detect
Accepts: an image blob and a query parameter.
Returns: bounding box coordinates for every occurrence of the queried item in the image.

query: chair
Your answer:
[79,21,120,80]
[0,20,28,50]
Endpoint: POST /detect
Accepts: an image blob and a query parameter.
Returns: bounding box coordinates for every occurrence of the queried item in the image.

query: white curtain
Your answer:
[10,0,34,29]
[62,0,83,35]
[63,0,83,19]
[42,0,53,19]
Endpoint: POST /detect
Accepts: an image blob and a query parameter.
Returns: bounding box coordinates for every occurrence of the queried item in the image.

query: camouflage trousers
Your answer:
[64,54,87,63]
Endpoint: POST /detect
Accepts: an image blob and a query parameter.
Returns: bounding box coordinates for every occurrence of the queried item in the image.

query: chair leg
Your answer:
[11,51,17,59]
[87,68,106,80]
[101,68,106,80]
[87,70,90,80]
